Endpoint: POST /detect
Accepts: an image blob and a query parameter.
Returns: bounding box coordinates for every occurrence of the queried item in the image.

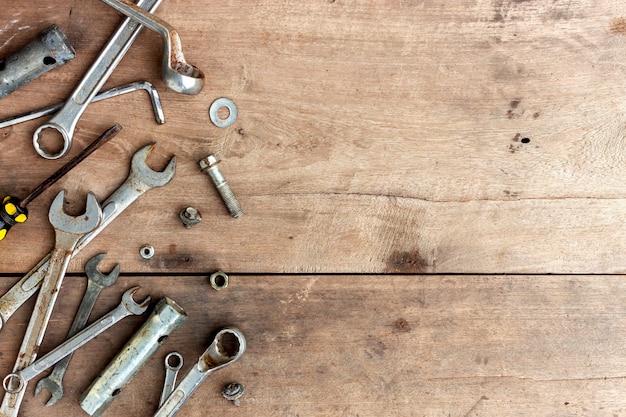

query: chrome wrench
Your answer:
[35,253,121,406]
[0,144,176,331]
[0,191,103,417]
[99,0,204,95]
[160,352,183,407]
[33,0,163,160]
[0,81,165,129]
[155,328,246,417]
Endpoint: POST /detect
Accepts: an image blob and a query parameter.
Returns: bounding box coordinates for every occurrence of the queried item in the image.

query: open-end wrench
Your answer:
[35,253,121,406]
[0,144,175,331]
[160,352,183,407]
[3,287,150,395]
[0,81,165,129]
[0,190,102,417]
[155,328,246,417]
[33,0,162,160]
[99,0,204,96]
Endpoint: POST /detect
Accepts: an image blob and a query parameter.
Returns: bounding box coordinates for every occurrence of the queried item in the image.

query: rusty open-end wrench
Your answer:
[99,0,204,96]
[0,144,176,332]
[35,253,121,406]
[0,191,102,417]
[3,287,150,395]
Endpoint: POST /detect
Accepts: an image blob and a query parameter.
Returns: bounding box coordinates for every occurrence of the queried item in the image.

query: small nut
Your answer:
[209,271,229,291]
[139,244,154,259]
[222,382,244,406]
[179,207,202,228]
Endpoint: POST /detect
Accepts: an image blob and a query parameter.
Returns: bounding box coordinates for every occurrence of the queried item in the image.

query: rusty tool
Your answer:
[0,124,120,241]
[0,190,102,417]
[35,253,121,406]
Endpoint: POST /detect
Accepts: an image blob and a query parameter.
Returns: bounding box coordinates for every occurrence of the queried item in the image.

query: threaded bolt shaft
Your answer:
[199,155,243,218]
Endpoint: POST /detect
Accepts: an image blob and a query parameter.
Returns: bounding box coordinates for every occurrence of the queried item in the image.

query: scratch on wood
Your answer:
[463,395,489,417]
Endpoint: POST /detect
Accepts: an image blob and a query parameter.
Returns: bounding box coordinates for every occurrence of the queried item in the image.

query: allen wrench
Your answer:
[0,81,165,129]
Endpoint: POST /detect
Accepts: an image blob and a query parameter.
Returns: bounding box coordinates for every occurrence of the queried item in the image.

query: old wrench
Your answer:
[160,352,183,407]
[33,0,163,160]
[0,190,102,417]
[3,287,150,394]
[155,328,246,417]
[35,253,120,406]
[0,81,165,129]
[0,144,175,331]
[99,0,204,95]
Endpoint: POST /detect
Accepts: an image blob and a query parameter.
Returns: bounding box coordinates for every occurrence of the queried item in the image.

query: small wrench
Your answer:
[0,144,176,331]
[0,81,165,129]
[35,253,120,406]
[33,0,162,159]
[3,287,150,394]
[160,352,183,407]
[154,328,246,417]
[0,190,102,417]
[99,0,204,95]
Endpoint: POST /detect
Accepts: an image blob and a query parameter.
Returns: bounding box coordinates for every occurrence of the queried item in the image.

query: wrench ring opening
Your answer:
[165,352,183,371]
[3,373,25,394]
[33,123,72,160]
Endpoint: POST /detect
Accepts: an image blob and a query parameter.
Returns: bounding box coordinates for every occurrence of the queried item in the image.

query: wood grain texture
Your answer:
[0,275,623,416]
[1,1,626,272]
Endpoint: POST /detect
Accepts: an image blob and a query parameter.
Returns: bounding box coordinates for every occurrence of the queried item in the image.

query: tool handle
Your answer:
[0,196,28,241]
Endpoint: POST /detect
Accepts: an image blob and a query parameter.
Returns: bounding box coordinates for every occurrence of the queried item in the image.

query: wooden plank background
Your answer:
[1,1,626,416]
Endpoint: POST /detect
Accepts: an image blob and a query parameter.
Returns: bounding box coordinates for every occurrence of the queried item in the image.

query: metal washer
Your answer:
[209,98,237,128]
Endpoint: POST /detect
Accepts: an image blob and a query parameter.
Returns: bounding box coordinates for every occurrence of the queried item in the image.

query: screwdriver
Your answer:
[0,124,122,241]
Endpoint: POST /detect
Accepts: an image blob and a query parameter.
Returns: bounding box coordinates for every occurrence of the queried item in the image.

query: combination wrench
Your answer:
[0,190,103,417]
[155,328,246,417]
[2,287,150,394]
[35,253,121,406]
[33,0,162,160]
[0,81,165,129]
[160,352,183,407]
[0,144,176,331]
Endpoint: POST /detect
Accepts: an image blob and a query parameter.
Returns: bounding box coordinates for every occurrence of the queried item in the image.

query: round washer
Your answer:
[140,244,155,259]
[209,98,237,128]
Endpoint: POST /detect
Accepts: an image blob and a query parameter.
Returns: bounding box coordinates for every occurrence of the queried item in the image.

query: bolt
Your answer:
[179,206,202,228]
[199,155,243,218]
[222,382,244,406]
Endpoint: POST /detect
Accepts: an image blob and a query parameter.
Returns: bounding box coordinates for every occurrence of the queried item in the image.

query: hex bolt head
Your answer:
[198,154,243,218]
[179,206,202,228]
[222,382,244,406]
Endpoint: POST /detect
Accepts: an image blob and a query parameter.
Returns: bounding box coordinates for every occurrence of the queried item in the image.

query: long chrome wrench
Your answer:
[0,144,176,331]
[32,0,162,160]
[2,287,150,394]
[0,81,165,129]
[0,191,103,417]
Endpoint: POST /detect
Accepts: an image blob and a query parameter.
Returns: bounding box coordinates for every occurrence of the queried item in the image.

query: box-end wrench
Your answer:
[0,191,102,417]
[2,286,150,395]
[98,0,204,96]
[160,352,183,407]
[35,253,120,406]
[0,81,165,129]
[155,328,246,417]
[33,0,162,160]
[0,144,175,331]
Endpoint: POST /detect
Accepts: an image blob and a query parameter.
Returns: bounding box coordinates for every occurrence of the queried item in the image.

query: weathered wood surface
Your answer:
[0,275,622,417]
[1,1,626,273]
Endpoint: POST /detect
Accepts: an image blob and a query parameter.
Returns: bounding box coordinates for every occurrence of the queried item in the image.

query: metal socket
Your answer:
[0,25,76,99]
[199,155,243,218]
[79,297,187,417]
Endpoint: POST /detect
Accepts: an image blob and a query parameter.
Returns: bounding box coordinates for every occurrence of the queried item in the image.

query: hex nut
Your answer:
[209,271,229,291]
[179,207,202,228]
[140,244,155,259]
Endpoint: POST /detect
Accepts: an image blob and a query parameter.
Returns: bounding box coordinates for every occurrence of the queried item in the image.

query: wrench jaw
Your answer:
[85,253,121,288]
[48,191,102,235]
[34,375,64,407]
[131,144,176,188]
[121,286,151,315]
